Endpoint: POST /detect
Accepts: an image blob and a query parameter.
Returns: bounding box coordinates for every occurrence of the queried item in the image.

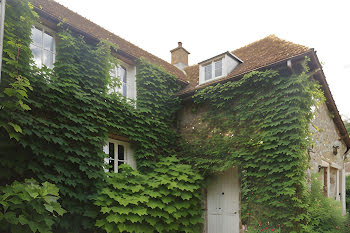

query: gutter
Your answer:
[179,49,314,99]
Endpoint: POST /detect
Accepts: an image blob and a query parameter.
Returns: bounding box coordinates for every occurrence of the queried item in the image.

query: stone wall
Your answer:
[309,103,347,214]
[309,103,346,172]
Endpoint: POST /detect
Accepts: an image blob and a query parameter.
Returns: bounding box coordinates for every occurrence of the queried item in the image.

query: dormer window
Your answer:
[215,59,222,77]
[204,63,212,81]
[199,52,242,85]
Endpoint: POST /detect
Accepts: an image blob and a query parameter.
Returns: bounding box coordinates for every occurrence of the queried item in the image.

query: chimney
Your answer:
[170,42,190,70]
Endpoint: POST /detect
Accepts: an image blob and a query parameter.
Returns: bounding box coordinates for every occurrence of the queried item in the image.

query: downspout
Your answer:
[0,0,6,84]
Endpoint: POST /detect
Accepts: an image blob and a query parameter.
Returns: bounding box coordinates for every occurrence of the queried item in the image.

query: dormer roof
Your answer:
[179,35,310,96]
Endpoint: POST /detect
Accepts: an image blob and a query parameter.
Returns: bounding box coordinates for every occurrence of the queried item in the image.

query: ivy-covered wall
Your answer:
[177,65,324,232]
[0,1,203,232]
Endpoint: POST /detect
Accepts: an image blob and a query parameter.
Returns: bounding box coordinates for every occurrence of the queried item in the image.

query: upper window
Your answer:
[103,138,135,173]
[30,27,55,69]
[109,65,127,97]
[199,52,242,85]
[215,59,222,77]
[203,59,223,81]
[204,63,212,81]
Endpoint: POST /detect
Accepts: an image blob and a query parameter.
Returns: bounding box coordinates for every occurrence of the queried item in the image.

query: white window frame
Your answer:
[201,58,224,83]
[103,138,131,173]
[109,64,128,97]
[30,25,56,69]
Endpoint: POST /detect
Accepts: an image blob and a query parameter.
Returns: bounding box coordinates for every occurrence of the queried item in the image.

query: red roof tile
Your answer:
[179,35,310,95]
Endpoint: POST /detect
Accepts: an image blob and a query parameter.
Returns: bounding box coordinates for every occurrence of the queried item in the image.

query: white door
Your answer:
[207,167,240,233]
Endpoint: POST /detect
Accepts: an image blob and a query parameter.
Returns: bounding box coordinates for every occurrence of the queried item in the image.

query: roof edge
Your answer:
[309,50,350,149]
[180,49,313,98]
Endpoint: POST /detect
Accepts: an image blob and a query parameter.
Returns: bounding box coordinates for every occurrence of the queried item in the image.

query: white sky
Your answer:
[55,0,350,118]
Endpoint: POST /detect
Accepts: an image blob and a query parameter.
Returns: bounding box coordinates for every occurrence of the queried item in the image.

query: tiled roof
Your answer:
[180,35,310,95]
[31,0,188,83]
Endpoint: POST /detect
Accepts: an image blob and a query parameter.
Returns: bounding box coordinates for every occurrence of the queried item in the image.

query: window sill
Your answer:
[199,74,226,86]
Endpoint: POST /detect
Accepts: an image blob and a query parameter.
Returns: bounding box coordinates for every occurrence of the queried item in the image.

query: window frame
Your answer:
[104,138,130,173]
[30,25,56,69]
[109,64,127,97]
[201,57,224,83]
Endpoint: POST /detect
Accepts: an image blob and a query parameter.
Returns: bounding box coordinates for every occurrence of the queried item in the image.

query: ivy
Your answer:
[0,179,65,233]
[0,1,203,232]
[95,156,203,233]
[181,62,323,232]
[0,0,36,140]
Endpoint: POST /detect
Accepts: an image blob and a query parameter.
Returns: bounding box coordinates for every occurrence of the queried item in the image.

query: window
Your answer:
[203,59,223,81]
[30,27,55,68]
[204,63,212,81]
[109,65,127,97]
[215,59,222,77]
[103,138,135,173]
[199,52,242,85]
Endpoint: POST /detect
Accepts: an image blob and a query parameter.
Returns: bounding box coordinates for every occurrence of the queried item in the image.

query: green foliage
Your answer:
[304,174,347,233]
[0,1,202,232]
[346,176,350,213]
[343,117,350,136]
[0,0,36,140]
[181,60,323,232]
[0,179,65,233]
[95,156,203,233]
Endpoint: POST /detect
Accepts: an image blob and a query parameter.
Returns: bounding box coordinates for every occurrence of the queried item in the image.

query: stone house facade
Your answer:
[14,0,350,232]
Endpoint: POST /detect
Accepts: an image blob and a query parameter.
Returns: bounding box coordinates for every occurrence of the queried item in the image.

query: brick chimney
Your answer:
[170,42,190,70]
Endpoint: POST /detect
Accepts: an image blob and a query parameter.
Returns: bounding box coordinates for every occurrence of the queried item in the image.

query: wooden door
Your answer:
[207,167,240,233]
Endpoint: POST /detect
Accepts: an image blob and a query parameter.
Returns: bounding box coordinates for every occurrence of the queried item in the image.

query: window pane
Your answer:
[30,44,42,68]
[109,143,115,172]
[215,60,222,77]
[43,32,54,51]
[205,64,212,81]
[43,50,54,68]
[31,27,42,47]
[118,145,125,160]
[109,143,115,160]
[120,67,127,83]
[122,83,127,97]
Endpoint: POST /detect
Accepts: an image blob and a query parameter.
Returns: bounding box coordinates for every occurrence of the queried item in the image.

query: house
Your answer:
[1,0,349,232]
[175,36,350,231]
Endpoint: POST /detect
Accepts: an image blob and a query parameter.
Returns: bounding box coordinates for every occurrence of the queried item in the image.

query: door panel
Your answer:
[207,167,239,233]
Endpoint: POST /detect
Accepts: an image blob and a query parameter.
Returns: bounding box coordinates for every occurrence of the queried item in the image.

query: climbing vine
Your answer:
[0,1,202,232]
[180,62,324,232]
[95,156,203,233]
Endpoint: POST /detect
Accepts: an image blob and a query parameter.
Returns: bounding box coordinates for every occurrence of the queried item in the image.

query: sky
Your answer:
[55,0,350,119]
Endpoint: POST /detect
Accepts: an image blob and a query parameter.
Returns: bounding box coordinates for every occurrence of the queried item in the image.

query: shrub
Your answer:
[0,179,65,233]
[306,174,346,233]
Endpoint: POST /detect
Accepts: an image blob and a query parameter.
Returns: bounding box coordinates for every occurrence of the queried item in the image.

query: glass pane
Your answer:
[43,50,54,68]
[109,143,115,160]
[109,66,117,78]
[118,145,125,160]
[30,44,42,68]
[215,60,222,77]
[31,27,42,47]
[122,83,127,97]
[205,64,212,80]
[120,67,127,83]
[43,32,54,51]
[109,143,115,172]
